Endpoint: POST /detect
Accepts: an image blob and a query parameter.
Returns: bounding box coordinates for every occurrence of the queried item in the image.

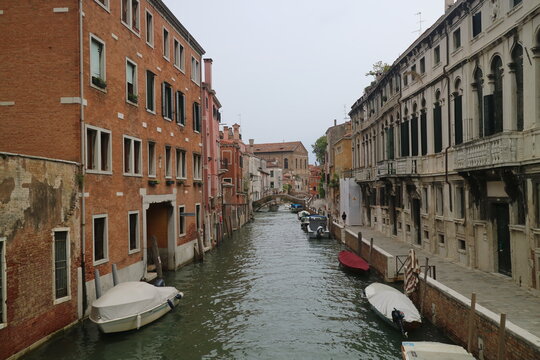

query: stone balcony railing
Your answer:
[454,132,523,171]
[353,167,375,182]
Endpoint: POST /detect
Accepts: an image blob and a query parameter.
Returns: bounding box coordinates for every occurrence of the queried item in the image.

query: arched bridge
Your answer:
[252,194,307,211]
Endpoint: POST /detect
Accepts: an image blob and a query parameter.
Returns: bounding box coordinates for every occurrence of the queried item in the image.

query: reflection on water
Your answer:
[24,209,450,360]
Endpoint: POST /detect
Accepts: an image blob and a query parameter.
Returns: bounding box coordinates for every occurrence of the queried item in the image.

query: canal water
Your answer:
[24,209,450,360]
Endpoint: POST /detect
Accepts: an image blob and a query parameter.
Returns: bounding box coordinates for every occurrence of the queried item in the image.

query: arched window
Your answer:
[411,103,419,156]
[284,158,288,169]
[454,79,463,145]
[420,98,427,155]
[433,90,442,153]
[511,45,524,131]
[473,68,484,137]
[489,56,504,135]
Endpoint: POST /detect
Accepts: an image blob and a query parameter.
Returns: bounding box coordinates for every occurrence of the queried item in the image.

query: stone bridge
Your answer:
[252,194,308,211]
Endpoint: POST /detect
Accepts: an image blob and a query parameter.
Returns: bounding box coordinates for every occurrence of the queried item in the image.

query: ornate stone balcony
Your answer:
[454,132,523,171]
[353,167,375,182]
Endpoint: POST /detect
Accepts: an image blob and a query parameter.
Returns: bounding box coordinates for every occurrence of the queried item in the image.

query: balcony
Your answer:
[454,132,523,171]
[353,168,375,182]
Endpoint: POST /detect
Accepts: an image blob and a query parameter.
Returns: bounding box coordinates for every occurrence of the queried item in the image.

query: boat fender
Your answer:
[391,308,406,337]
[136,314,141,330]
[175,292,184,300]
[167,299,174,310]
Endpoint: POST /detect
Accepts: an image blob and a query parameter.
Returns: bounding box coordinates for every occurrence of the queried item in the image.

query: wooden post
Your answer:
[196,230,205,262]
[151,235,163,279]
[369,238,374,264]
[357,232,362,256]
[467,293,477,353]
[497,313,506,360]
[421,257,429,316]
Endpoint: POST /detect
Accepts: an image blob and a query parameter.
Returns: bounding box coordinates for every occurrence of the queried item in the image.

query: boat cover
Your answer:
[401,341,476,360]
[365,283,421,323]
[338,251,369,271]
[91,282,178,321]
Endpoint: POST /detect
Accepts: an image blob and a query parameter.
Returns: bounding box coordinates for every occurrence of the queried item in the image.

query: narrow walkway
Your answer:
[346,225,540,340]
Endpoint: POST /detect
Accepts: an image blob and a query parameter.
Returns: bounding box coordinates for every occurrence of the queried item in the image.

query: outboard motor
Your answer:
[316,226,324,239]
[391,308,407,337]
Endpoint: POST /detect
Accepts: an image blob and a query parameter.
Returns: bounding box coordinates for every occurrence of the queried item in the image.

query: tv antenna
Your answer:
[413,12,424,35]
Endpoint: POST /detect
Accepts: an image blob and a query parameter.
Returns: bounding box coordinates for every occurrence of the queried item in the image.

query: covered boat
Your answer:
[290,203,303,213]
[297,210,310,220]
[338,251,369,272]
[90,281,183,333]
[307,215,330,239]
[401,342,476,360]
[365,283,421,335]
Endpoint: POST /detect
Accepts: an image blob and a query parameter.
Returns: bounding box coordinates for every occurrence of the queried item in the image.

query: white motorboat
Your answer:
[401,341,476,360]
[90,281,183,333]
[306,215,331,239]
[365,283,421,335]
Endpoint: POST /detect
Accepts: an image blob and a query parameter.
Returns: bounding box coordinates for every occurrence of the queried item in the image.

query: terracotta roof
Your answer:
[252,141,304,153]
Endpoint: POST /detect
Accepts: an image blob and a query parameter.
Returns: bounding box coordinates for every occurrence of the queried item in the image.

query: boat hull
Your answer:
[92,294,181,333]
[307,230,331,239]
[338,251,369,272]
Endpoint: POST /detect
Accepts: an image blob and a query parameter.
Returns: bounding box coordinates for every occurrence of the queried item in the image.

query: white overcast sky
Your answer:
[164,0,445,163]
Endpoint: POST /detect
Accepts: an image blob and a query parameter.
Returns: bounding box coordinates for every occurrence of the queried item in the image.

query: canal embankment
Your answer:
[330,222,540,360]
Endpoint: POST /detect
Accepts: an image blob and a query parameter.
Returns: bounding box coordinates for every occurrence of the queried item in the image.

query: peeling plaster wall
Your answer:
[0,153,81,360]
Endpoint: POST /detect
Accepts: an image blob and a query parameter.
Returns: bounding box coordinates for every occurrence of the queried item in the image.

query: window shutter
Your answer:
[454,96,463,145]
[434,106,442,153]
[411,116,418,156]
[421,112,427,155]
[161,82,165,116]
[484,94,494,136]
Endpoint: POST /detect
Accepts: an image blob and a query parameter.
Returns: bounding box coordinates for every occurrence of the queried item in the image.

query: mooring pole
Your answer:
[357,232,362,256]
[94,269,101,299]
[112,264,119,286]
[497,313,506,360]
[467,293,476,353]
[369,238,374,264]
[421,257,429,315]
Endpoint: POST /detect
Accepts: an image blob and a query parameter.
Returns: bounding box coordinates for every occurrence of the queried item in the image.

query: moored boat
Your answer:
[338,251,369,272]
[306,215,330,239]
[290,203,303,213]
[365,282,421,336]
[401,341,476,360]
[90,281,183,333]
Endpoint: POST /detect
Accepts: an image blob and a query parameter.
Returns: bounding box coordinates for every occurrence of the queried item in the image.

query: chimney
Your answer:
[223,126,229,140]
[232,123,240,140]
[204,58,213,87]
[445,0,455,12]
[334,119,337,126]
[249,139,254,153]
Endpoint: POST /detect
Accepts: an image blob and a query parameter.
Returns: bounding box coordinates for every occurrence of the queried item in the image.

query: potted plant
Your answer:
[148,179,159,186]
[128,93,138,104]
[176,179,185,185]
[166,180,175,185]
[91,76,107,89]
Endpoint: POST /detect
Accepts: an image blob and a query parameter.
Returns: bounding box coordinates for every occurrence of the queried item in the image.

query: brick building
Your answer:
[252,141,309,194]
[309,165,322,198]
[0,1,206,355]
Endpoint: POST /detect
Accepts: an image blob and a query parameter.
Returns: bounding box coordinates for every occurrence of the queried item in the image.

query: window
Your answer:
[128,211,139,252]
[512,45,524,131]
[472,12,482,38]
[455,185,465,219]
[176,91,185,125]
[163,28,170,59]
[488,56,504,136]
[86,125,111,173]
[95,0,109,10]
[474,68,484,137]
[434,46,441,65]
[196,204,201,230]
[411,65,417,80]
[121,0,140,32]
[0,237,5,326]
[193,102,201,132]
[90,35,106,89]
[458,239,466,251]
[126,59,138,104]
[434,93,443,153]
[419,57,425,74]
[176,149,186,178]
[93,215,108,264]
[178,206,186,236]
[436,185,444,216]
[411,114,418,156]
[438,234,445,244]
[400,120,409,157]
[173,39,185,71]
[123,136,142,175]
[162,82,173,120]
[451,28,461,50]
[512,0,522,7]
[148,141,156,176]
[145,10,153,46]
[53,230,69,300]
[165,146,172,178]
[146,70,155,112]
[421,187,429,213]
[284,158,289,169]
[191,57,200,84]
[193,153,202,180]
[403,72,408,86]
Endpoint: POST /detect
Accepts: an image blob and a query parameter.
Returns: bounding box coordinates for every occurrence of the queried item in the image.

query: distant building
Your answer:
[309,165,322,198]
[252,142,309,194]
[267,161,284,193]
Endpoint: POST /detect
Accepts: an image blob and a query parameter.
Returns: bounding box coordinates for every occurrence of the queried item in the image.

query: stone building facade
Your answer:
[0,0,206,333]
[349,0,540,290]
[252,142,309,194]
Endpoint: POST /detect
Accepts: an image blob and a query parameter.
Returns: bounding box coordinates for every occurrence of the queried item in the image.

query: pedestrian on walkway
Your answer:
[341,211,347,224]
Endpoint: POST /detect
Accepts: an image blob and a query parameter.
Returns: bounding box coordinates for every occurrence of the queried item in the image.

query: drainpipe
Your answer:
[78,0,87,314]
[443,22,451,186]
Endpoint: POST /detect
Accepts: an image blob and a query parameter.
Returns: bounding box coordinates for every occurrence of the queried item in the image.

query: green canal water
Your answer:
[24,210,451,360]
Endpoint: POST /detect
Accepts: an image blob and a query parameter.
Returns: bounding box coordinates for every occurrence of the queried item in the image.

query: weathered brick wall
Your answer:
[0,153,81,359]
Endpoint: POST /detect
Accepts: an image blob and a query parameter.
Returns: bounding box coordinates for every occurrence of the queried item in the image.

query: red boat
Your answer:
[338,251,369,272]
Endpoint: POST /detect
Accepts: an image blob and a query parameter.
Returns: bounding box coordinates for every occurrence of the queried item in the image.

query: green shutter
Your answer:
[421,112,427,155]
[454,96,463,145]
[411,116,418,156]
[434,106,442,153]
